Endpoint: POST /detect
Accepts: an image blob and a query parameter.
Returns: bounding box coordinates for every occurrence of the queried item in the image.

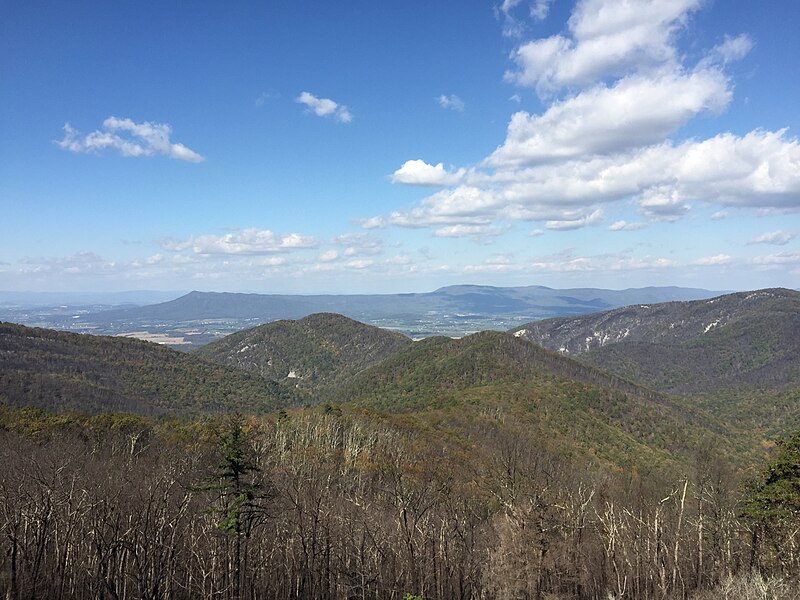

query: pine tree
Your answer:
[743,429,800,574]
[198,414,272,600]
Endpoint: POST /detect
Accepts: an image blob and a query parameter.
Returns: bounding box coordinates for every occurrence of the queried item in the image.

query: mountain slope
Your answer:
[0,323,295,416]
[511,288,800,394]
[331,330,736,469]
[194,313,411,391]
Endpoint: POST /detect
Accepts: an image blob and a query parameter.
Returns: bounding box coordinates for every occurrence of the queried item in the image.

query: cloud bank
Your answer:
[373,0,800,238]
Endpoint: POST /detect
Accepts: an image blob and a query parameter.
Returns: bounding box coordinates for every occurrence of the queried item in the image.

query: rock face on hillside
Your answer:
[194,313,412,390]
[512,288,800,394]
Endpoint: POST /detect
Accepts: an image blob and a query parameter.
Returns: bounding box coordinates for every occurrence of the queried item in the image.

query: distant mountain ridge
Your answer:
[511,288,800,396]
[93,284,721,330]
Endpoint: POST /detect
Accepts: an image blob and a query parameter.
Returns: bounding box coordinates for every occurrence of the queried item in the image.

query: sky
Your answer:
[1,0,799,294]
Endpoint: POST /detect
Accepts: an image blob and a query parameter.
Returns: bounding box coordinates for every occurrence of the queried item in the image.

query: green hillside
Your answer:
[512,288,800,437]
[332,330,741,471]
[512,288,800,394]
[194,312,411,392]
[0,322,296,416]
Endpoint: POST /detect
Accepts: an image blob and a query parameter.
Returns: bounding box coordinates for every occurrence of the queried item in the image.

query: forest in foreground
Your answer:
[1,405,798,600]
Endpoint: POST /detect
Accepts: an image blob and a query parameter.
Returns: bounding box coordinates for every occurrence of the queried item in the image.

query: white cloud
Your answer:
[692,254,732,266]
[391,160,465,186]
[487,70,730,167]
[506,0,704,94]
[358,216,386,229]
[751,252,800,266]
[333,233,383,256]
[609,220,647,231]
[748,230,796,246]
[257,257,287,266]
[437,94,465,112]
[377,0,800,237]
[531,0,553,21]
[19,251,113,275]
[636,186,689,220]
[57,117,204,162]
[546,208,603,230]
[387,186,498,228]
[433,224,502,238]
[609,256,678,270]
[165,228,318,255]
[319,249,339,262]
[344,259,374,269]
[498,0,526,38]
[700,34,754,69]
[384,128,800,232]
[711,210,729,220]
[296,91,352,123]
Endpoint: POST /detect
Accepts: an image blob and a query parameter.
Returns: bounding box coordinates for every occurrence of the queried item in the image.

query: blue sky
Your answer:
[1,0,799,294]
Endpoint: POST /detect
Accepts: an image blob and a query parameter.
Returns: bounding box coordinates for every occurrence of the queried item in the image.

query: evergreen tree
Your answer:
[743,429,800,574]
[198,414,272,599]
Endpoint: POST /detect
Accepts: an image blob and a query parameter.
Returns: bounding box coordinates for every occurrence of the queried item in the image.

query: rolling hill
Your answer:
[0,322,296,416]
[194,312,411,391]
[329,329,737,470]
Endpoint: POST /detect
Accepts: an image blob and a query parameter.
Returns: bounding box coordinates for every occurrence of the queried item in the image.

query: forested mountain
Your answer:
[195,312,411,391]
[193,315,735,472]
[331,330,735,470]
[0,322,296,416]
[511,289,799,392]
[511,288,800,436]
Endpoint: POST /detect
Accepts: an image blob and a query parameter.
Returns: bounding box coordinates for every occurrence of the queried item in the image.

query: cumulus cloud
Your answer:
[531,0,553,21]
[296,91,352,123]
[437,94,465,112]
[506,0,704,94]
[487,70,731,167]
[748,230,796,246]
[391,160,465,186]
[164,228,318,255]
[376,0,799,236]
[56,117,204,162]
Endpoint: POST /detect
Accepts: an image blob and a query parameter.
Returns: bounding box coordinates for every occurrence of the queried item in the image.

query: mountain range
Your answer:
[2,286,797,472]
[89,284,721,337]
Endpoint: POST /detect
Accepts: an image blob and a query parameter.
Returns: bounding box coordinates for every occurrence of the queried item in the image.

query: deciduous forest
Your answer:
[1,406,798,600]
